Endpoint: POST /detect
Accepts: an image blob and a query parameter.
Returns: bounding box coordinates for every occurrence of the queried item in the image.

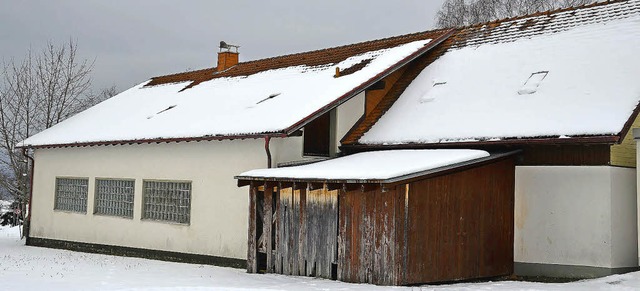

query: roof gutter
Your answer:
[341,135,619,153]
[17,132,290,150]
[283,29,456,135]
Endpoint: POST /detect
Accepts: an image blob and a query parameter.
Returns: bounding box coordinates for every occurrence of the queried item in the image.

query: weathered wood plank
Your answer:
[264,183,274,273]
[404,158,515,284]
[247,184,258,273]
[279,186,292,275]
[275,185,282,274]
[338,187,354,282]
[298,186,307,276]
[290,185,300,275]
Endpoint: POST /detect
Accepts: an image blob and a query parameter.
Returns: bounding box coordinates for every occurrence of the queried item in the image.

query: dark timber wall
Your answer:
[246,157,515,285]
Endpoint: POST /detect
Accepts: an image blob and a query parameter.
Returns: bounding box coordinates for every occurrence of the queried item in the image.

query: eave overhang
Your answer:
[235,150,519,188]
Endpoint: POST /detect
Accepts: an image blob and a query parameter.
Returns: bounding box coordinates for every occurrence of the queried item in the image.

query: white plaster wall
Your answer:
[637,138,640,265]
[515,166,638,268]
[335,92,365,154]
[611,166,639,267]
[30,137,303,260]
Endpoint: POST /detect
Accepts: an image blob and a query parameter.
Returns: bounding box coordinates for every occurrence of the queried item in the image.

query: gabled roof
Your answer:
[19,29,453,148]
[345,0,640,147]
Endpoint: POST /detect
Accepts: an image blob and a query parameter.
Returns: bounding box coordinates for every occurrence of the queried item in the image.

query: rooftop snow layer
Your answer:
[237,149,490,181]
[360,10,640,145]
[20,39,433,147]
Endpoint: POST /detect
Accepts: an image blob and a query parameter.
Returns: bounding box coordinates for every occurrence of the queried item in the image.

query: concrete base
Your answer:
[515,262,640,279]
[27,236,246,269]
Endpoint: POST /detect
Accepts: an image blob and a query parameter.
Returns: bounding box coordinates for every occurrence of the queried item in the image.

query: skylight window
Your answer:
[518,71,549,95]
[256,93,281,105]
[147,105,177,119]
[419,80,447,103]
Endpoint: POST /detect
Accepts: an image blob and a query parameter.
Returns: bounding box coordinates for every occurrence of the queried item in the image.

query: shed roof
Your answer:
[235,149,506,185]
[347,0,640,147]
[18,29,452,148]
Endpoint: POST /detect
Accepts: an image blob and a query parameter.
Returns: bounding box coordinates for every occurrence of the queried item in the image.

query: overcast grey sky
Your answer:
[1,1,445,92]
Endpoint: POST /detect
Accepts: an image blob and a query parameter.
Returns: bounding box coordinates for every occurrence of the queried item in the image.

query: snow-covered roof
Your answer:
[358,0,640,145]
[19,30,452,148]
[236,149,490,183]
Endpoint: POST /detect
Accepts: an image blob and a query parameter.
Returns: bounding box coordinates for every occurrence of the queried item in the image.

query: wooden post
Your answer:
[275,183,282,273]
[248,183,258,273]
[298,184,307,276]
[264,182,274,273]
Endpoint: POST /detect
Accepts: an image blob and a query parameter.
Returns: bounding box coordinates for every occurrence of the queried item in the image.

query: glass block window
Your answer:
[142,180,191,224]
[54,177,89,213]
[94,179,135,218]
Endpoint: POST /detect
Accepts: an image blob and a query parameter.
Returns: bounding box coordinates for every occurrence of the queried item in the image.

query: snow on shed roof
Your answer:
[19,30,452,148]
[358,0,640,146]
[236,149,490,183]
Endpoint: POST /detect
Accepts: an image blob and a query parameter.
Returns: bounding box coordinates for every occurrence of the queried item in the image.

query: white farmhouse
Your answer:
[17,30,451,266]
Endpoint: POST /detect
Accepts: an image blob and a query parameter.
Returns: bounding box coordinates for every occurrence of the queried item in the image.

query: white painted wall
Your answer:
[515,166,638,268]
[30,137,303,260]
[334,92,365,154]
[636,131,640,265]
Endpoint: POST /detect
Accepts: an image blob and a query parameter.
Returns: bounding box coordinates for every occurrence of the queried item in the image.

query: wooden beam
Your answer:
[298,185,307,276]
[360,183,378,193]
[280,181,293,189]
[274,185,282,273]
[342,183,360,192]
[237,179,252,187]
[264,182,274,273]
[308,182,324,191]
[326,183,342,191]
[247,183,258,273]
[265,182,277,193]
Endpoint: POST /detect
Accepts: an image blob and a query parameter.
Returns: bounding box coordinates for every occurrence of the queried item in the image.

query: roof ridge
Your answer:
[236,28,451,67]
[453,0,629,30]
[150,28,451,81]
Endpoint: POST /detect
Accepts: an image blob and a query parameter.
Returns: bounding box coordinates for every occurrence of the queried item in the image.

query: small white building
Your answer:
[18,30,451,265]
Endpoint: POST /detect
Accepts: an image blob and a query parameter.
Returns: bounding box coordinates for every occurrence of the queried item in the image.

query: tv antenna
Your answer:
[219,41,240,53]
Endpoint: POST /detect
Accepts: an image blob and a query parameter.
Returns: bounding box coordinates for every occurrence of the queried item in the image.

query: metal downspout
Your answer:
[22,148,35,240]
[264,136,272,168]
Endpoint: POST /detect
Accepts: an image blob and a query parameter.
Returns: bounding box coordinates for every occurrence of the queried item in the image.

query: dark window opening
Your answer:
[303,113,330,157]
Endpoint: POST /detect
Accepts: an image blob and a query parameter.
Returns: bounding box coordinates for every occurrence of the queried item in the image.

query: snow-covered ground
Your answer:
[0,226,638,290]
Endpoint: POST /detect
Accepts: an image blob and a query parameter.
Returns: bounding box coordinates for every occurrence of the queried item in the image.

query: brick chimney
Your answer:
[217,41,239,72]
[217,51,239,72]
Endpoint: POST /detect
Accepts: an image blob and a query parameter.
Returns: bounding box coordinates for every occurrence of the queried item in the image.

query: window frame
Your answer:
[93,178,136,219]
[54,177,89,214]
[141,179,192,225]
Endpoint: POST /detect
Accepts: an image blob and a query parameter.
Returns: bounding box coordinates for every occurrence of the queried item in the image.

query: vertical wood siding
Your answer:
[404,158,514,284]
[247,184,258,273]
[274,184,338,278]
[519,145,610,166]
[338,185,405,285]
[337,158,514,285]
[247,157,515,285]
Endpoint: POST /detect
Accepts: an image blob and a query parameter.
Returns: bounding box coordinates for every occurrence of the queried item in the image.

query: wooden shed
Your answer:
[236,149,517,285]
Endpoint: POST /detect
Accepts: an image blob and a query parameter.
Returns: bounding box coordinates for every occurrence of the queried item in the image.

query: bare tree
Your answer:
[0,40,115,209]
[436,0,597,28]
